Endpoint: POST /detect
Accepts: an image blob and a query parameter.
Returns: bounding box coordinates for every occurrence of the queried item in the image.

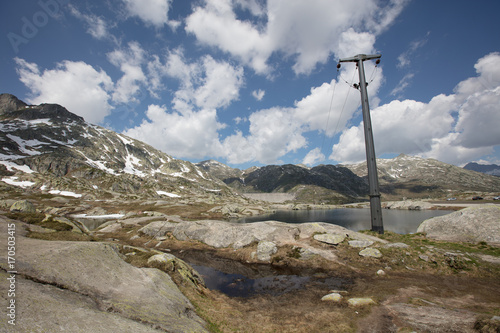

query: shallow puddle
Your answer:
[172,249,348,298]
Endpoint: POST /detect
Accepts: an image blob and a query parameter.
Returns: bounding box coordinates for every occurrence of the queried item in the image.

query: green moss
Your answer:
[6,212,45,224]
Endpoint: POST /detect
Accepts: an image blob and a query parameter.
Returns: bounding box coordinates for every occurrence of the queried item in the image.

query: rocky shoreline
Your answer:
[1,200,499,332]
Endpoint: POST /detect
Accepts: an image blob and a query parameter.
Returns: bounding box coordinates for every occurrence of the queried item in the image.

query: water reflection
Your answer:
[237,208,453,234]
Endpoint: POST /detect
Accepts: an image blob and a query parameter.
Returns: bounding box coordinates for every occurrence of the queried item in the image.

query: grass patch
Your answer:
[28,231,96,241]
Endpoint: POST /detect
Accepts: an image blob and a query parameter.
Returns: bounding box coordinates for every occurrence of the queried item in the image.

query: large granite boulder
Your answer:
[417,205,500,245]
[0,216,207,333]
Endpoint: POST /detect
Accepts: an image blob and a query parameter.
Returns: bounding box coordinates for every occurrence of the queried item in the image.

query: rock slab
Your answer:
[417,205,500,245]
[0,216,207,333]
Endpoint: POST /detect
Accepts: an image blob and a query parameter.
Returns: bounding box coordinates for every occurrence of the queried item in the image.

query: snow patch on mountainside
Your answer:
[1,176,36,188]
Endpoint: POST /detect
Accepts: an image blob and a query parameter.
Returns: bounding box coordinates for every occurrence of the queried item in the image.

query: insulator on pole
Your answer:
[337,63,341,69]
[375,59,380,65]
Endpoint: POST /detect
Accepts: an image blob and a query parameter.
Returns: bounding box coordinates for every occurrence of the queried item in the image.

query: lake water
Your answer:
[236,208,453,234]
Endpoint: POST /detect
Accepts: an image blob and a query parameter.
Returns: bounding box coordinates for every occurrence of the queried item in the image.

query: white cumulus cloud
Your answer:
[122,0,178,28]
[123,105,225,159]
[185,0,407,75]
[14,58,114,124]
[331,52,500,165]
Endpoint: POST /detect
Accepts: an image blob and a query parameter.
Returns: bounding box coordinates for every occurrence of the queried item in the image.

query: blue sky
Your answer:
[1,0,500,169]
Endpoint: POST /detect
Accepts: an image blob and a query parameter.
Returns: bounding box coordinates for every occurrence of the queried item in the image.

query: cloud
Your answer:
[185,0,407,75]
[303,148,325,166]
[122,0,178,28]
[222,107,306,164]
[68,5,111,40]
[14,58,113,124]
[252,89,265,101]
[185,0,272,74]
[162,50,245,112]
[331,52,500,165]
[396,33,430,68]
[123,105,224,159]
[107,41,147,104]
[218,62,383,165]
[123,52,244,159]
[390,72,414,96]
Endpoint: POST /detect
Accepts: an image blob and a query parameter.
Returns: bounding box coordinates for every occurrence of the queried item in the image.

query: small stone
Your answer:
[376,269,386,276]
[130,235,140,240]
[257,241,277,261]
[321,293,343,302]
[349,240,374,248]
[313,233,346,245]
[347,298,376,306]
[10,200,36,213]
[419,254,429,262]
[384,242,409,249]
[359,248,382,258]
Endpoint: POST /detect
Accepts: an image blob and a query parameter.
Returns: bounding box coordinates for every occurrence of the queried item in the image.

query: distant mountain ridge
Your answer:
[0,93,236,201]
[342,154,500,196]
[200,154,500,201]
[463,162,500,177]
[196,160,371,203]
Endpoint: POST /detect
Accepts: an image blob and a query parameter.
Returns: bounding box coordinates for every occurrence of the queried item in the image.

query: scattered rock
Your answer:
[376,269,386,276]
[348,240,374,248]
[388,303,477,333]
[419,254,430,262]
[313,233,346,245]
[359,248,382,258]
[10,200,36,213]
[147,253,205,289]
[384,242,409,249]
[348,298,376,306]
[298,248,316,260]
[321,293,343,302]
[257,240,278,261]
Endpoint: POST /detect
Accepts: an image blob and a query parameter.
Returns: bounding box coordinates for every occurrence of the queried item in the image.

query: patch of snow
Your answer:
[72,213,124,219]
[6,134,46,156]
[42,135,77,147]
[156,191,181,198]
[123,153,146,177]
[1,176,36,188]
[0,161,35,173]
[49,190,82,198]
[40,185,47,190]
[76,150,118,175]
[181,163,190,173]
[117,134,133,145]
[0,153,25,160]
[92,185,98,189]
[196,168,207,179]
[28,118,52,125]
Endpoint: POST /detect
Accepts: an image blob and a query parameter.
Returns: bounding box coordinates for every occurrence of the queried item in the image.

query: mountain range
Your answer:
[463,162,500,177]
[1,93,499,205]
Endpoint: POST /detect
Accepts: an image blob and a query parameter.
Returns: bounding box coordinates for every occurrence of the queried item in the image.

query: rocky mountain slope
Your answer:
[343,154,500,197]
[0,93,237,202]
[200,154,500,202]
[464,162,500,177]
[197,160,369,203]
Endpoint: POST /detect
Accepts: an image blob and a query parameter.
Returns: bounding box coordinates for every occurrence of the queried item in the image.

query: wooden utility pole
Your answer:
[339,54,384,234]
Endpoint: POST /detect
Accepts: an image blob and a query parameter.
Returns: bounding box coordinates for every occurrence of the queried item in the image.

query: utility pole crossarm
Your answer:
[339,54,381,63]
